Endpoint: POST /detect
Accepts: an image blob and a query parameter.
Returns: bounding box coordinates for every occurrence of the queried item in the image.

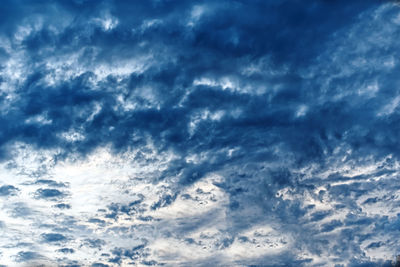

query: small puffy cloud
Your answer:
[35,188,66,200]
[41,233,67,243]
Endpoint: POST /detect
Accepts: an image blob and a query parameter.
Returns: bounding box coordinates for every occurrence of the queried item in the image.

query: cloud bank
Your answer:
[0,0,400,266]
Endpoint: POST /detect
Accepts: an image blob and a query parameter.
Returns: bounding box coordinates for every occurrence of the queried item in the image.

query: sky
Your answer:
[0,0,400,266]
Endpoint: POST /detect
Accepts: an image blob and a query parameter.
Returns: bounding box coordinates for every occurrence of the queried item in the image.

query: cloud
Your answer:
[41,233,67,243]
[91,263,109,267]
[0,185,19,196]
[83,238,106,249]
[0,0,399,266]
[14,251,42,262]
[54,203,71,209]
[34,179,68,187]
[35,188,66,200]
[57,248,75,254]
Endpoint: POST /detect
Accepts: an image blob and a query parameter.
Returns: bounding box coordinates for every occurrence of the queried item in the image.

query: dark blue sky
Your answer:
[0,0,399,266]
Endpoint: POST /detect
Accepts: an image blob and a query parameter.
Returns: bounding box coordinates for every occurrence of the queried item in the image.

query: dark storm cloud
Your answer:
[0,0,381,161]
[0,0,399,265]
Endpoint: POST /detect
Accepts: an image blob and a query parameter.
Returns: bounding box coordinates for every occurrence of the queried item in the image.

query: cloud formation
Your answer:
[0,0,399,266]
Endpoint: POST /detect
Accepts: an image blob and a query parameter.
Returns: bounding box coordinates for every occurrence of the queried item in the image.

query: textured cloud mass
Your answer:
[0,0,400,266]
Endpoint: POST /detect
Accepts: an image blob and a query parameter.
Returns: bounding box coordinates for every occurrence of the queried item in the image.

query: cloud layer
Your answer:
[0,0,400,266]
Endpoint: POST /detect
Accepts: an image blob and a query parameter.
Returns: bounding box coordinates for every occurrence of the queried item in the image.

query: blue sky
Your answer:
[0,0,399,266]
